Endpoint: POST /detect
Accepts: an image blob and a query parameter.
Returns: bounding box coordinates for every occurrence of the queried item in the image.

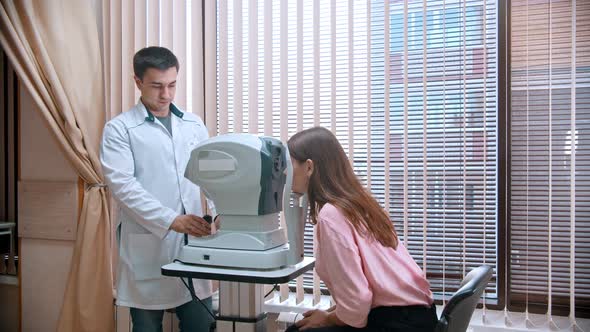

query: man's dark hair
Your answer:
[133,46,179,80]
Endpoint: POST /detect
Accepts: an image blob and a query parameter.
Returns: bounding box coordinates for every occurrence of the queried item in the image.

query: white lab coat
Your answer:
[100,100,213,310]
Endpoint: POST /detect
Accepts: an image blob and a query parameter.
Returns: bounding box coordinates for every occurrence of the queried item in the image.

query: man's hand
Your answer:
[295,310,333,331]
[170,214,212,237]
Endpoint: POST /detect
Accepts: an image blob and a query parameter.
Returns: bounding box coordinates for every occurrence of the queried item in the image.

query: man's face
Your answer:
[134,67,178,113]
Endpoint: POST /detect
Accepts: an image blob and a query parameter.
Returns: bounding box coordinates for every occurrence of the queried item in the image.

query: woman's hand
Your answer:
[295,310,332,331]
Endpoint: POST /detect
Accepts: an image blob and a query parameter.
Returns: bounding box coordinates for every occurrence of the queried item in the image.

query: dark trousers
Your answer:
[130,297,214,332]
[290,304,438,332]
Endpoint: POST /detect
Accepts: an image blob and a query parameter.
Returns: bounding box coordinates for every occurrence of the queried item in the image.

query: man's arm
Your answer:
[101,121,209,239]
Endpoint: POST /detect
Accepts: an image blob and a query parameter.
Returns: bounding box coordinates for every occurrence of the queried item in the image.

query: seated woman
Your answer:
[288,127,437,332]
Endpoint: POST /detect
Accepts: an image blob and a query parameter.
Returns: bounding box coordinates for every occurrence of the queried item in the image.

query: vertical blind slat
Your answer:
[193,0,204,119]
[147,0,159,46]
[173,0,188,110]
[481,0,489,317]
[384,0,391,224]
[547,1,554,316]
[421,0,428,274]
[248,0,258,134]
[278,0,289,298]
[461,0,467,280]
[264,0,273,136]
[280,0,288,142]
[366,0,372,190]
[121,1,134,112]
[313,0,319,127]
[511,0,589,318]
[205,0,218,133]
[330,0,336,132]
[347,0,354,163]
[402,0,409,244]
[442,0,448,301]
[161,1,173,50]
[297,0,303,133]
[233,0,243,133]
[134,0,147,102]
[219,0,229,134]
[569,0,576,320]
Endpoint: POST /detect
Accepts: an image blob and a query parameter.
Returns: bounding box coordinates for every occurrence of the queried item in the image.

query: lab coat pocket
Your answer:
[128,233,163,281]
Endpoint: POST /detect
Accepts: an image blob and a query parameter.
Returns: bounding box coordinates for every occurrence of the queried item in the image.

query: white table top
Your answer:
[161,257,315,284]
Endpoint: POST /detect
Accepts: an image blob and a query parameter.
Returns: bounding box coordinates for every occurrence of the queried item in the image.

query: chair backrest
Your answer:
[435,265,493,332]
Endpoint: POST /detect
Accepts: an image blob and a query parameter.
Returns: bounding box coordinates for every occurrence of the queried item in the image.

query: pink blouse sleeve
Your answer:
[318,220,373,328]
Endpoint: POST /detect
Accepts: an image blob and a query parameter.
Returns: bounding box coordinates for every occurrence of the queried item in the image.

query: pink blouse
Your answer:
[314,203,433,328]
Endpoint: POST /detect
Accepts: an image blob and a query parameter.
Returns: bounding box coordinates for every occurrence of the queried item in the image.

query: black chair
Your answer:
[435,265,493,332]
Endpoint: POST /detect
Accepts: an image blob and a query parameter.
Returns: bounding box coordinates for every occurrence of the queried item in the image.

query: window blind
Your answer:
[103,0,203,119]
[510,0,590,320]
[215,0,498,302]
[371,0,498,299]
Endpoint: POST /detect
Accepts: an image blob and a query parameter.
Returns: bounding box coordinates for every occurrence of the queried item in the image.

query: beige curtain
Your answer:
[0,1,113,331]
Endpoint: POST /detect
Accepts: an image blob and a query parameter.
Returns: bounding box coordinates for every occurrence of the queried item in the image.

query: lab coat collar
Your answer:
[137,99,184,122]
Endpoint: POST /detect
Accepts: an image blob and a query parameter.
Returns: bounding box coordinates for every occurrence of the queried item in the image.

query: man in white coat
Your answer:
[101,46,216,332]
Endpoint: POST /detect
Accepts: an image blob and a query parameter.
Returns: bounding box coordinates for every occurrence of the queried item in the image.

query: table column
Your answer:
[218,281,266,332]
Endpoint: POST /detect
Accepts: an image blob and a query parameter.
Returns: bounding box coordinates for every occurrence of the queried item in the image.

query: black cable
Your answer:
[173,259,275,321]
[264,284,279,298]
[174,259,217,321]
[180,276,217,321]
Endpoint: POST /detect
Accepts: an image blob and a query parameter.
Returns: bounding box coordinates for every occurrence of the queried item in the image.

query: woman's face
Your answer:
[291,157,313,195]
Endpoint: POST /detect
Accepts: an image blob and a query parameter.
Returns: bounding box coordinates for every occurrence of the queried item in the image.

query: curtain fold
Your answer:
[0,1,113,331]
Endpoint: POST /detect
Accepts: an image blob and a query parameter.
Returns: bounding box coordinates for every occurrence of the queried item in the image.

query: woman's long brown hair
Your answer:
[288,127,398,249]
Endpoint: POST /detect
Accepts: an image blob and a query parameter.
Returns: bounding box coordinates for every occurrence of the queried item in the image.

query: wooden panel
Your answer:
[19,85,77,181]
[20,238,74,332]
[18,180,78,241]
